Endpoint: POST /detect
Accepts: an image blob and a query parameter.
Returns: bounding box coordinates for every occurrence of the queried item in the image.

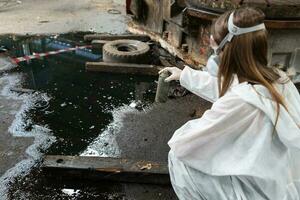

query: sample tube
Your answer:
[155,71,170,103]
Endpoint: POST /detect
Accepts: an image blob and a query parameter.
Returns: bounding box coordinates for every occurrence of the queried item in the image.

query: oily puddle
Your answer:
[0,33,157,156]
[0,33,164,199]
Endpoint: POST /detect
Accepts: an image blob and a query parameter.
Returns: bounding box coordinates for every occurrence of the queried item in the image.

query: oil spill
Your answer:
[0,33,157,156]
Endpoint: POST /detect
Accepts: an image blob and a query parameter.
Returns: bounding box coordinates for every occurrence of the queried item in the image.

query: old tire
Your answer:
[103,39,150,64]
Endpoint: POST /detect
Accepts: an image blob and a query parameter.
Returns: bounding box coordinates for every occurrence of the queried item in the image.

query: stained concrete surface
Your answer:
[0,0,127,35]
[116,95,212,162]
[113,95,212,199]
[0,78,34,176]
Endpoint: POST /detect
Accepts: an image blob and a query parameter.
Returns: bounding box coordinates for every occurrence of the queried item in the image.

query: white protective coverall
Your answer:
[168,66,300,200]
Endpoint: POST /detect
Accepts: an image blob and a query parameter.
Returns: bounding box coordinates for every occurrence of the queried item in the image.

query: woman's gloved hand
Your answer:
[158,67,182,82]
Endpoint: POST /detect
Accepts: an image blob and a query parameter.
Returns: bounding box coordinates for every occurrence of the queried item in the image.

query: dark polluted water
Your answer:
[0,33,157,156]
[0,33,168,199]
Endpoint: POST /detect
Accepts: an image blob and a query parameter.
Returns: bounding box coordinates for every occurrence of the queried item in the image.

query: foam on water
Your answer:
[61,189,80,196]
[0,73,55,200]
[81,103,142,158]
[0,56,17,72]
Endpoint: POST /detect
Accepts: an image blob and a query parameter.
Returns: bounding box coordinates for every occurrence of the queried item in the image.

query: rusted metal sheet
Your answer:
[129,0,165,34]
[86,61,163,76]
[127,0,300,68]
[127,0,300,79]
[187,21,211,64]
[128,22,204,67]
[165,21,183,48]
[42,155,170,185]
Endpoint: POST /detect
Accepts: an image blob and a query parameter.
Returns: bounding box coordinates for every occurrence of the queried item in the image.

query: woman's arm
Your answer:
[180,66,219,103]
[159,66,220,102]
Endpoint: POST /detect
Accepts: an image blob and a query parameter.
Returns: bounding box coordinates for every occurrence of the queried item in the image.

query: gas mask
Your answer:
[206,12,266,77]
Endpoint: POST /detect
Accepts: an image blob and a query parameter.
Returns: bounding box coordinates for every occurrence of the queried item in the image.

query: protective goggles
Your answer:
[207,12,266,77]
[215,12,266,54]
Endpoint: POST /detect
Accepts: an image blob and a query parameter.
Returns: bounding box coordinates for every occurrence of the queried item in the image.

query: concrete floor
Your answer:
[0,0,127,35]
[0,86,33,176]
[0,74,34,199]
[114,95,212,199]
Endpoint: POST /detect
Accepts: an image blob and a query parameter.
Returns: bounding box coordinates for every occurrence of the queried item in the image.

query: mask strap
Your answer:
[216,12,266,54]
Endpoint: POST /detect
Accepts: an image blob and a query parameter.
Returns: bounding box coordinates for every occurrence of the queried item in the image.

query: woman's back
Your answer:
[169,77,300,199]
[164,6,300,200]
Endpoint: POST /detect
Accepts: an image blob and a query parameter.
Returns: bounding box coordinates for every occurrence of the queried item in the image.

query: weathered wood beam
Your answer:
[186,7,300,29]
[86,62,163,76]
[91,40,108,50]
[84,34,151,42]
[186,8,219,21]
[264,20,300,29]
[42,156,170,185]
[10,87,35,94]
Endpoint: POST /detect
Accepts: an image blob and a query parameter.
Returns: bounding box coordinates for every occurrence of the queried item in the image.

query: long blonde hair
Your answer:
[211,7,287,125]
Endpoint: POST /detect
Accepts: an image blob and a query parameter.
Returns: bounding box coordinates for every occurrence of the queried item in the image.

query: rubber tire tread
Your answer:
[103,39,150,64]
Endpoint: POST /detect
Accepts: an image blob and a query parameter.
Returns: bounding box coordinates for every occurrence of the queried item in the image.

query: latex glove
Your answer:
[159,67,182,82]
[210,35,218,54]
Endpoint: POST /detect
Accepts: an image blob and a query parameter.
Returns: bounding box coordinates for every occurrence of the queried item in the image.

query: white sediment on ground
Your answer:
[0,56,18,72]
[81,103,143,157]
[0,73,55,199]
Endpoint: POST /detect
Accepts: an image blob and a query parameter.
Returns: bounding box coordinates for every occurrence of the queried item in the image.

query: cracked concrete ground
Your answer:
[0,0,127,35]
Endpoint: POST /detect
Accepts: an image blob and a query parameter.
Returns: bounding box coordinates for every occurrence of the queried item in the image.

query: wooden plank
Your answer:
[185,0,300,19]
[186,7,300,29]
[91,40,108,44]
[91,40,108,49]
[186,8,219,21]
[84,34,151,42]
[264,20,300,29]
[86,62,163,76]
[42,155,170,185]
[10,87,35,94]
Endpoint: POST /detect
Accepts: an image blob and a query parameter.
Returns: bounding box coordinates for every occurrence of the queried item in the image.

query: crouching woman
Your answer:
[161,7,300,200]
